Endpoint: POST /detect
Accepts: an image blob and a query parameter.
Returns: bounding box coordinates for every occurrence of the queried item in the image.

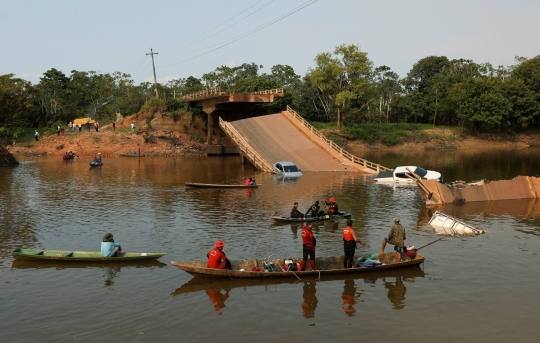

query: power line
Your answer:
[160,0,266,50]
[160,0,275,54]
[158,0,318,69]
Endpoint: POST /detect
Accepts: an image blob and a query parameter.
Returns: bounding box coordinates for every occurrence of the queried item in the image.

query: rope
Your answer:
[275,261,321,282]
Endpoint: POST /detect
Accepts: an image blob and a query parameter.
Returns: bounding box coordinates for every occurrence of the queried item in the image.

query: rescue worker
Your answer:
[325,198,340,216]
[301,222,316,271]
[305,201,321,218]
[290,202,304,219]
[207,240,232,270]
[342,219,366,268]
[380,217,406,262]
[245,176,255,186]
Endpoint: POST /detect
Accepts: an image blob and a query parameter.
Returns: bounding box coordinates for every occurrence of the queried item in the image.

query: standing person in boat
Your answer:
[342,220,366,268]
[305,201,321,218]
[325,198,341,216]
[101,233,122,257]
[379,217,406,262]
[301,222,316,271]
[291,202,305,219]
[207,240,232,270]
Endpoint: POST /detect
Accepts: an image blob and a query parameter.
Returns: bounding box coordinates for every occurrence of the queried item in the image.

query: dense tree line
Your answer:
[1,44,540,144]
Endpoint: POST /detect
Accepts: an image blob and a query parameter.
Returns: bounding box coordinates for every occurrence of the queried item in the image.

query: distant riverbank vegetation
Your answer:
[1,44,540,145]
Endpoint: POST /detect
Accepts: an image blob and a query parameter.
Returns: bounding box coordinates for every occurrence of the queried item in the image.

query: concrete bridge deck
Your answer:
[228,111,384,173]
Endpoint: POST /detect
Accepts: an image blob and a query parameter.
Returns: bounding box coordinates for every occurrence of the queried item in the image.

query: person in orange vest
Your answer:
[207,240,232,270]
[301,222,316,271]
[342,219,366,268]
[325,198,340,216]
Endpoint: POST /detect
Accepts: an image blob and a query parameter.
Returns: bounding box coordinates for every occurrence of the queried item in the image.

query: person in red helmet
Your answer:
[207,240,232,270]
[301,222,317,271]
[325,198,340,216]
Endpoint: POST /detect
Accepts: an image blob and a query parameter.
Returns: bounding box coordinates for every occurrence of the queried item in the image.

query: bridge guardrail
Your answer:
[284,106,390,173]
[249,88,284,95]
[183,87,223,100]
[219,117,274,172]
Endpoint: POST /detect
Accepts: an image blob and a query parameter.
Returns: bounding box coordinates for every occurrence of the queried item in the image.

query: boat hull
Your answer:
[185,182,258,189]
[89,163,103,167]
[12,248,166,262]
[170,253,424,278]
[271,213,352,223]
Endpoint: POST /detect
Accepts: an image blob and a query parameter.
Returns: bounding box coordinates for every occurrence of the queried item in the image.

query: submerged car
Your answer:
[272,161,302,178]
[374,166,443,184]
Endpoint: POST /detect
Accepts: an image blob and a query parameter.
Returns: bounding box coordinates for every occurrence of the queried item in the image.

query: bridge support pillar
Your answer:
[240,154,247,164]
[203,105,216,145]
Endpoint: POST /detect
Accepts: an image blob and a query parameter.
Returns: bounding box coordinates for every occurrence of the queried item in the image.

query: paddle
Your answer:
[415,237,444,252]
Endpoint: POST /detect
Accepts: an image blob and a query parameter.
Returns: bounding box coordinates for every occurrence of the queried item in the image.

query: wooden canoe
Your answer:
[12,248,166,262]
[119,153,145,157]
[170,253,424,278]
[89,162,103,167]
[185,182,258,189]
[172,264,425,295]
[271,212,352,223]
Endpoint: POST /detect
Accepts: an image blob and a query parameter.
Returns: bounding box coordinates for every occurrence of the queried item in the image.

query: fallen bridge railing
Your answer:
[219,117,274,172]
[284,106,390,173]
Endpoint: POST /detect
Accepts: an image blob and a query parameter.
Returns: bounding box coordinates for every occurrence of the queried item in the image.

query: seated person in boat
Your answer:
[379,217,406,262]
[291,202,304,219]
[63,152,71,159]
[92,156,101,164]
[325,198,342,216]
[101,233,122,257]
[207,240,232,270]
[305,201,321,218]
[245,176,256,186]
[301,222,316,270]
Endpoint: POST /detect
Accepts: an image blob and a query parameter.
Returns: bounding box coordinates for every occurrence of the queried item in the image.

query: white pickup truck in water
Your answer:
[373,166,443,184]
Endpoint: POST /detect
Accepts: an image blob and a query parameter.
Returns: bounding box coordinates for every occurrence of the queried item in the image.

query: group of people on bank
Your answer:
[204,216,407,271]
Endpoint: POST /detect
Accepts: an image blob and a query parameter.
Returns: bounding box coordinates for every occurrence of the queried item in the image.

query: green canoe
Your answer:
[12,248,166,262]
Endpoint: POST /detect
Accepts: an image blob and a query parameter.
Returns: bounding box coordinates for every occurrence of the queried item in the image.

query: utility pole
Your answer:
[146,48,159,98]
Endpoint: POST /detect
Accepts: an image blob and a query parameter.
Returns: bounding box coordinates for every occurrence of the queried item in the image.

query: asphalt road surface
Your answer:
[231,113,355,172]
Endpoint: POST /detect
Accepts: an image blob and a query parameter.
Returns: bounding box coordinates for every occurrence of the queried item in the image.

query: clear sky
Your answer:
[2,0,539,85]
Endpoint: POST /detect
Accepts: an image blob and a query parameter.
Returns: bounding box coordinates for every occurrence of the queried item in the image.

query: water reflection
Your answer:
[11,260,166,286]
[383,276,407,310]
[102,266,120,286]
[341,279,361,316]
[172,266,425,316]
[301,282,318,318]
[206,289,230,316]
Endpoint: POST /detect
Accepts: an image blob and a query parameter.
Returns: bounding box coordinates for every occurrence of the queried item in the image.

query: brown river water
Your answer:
[1,148,540,342]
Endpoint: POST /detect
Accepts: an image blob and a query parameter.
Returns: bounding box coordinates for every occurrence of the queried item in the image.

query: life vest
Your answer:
[343,227,354,241]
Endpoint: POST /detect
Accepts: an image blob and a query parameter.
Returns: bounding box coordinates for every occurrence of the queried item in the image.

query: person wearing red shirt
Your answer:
[301,222,317,271]
[207,240,231,270]
[342,219,366,268]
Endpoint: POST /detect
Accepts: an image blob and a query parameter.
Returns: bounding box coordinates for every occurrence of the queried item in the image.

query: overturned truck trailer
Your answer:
[415,176,540,205]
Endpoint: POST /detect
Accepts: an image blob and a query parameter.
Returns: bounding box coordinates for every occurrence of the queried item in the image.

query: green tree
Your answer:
[308,44,373,127]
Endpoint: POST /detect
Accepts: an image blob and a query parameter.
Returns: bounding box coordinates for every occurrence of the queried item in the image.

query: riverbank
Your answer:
[8,129,206,158]
[343,127,540,152]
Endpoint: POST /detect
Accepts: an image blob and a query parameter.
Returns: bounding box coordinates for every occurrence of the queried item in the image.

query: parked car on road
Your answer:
[374,166,442,184]
[272,161,302,178]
